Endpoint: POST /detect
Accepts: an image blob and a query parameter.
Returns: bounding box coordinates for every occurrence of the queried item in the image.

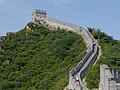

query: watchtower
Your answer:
[32,9,47,21]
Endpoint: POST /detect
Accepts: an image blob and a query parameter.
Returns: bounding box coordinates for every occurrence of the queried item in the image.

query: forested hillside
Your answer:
[0,22,86,90]
[85,28,120,89]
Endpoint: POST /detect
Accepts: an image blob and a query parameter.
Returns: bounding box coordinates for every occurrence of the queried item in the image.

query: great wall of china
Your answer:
[0,9,120,90]
[32,9,120,90]
[32,9,100,90]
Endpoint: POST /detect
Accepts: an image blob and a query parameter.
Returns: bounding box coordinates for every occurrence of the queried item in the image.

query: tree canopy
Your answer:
[0,22,86,90]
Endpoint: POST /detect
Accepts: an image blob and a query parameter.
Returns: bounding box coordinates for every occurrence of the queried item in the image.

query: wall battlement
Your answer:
[99,65,120,90]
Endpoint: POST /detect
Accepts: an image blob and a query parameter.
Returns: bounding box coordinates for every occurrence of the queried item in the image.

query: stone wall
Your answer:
[99,65,120,90]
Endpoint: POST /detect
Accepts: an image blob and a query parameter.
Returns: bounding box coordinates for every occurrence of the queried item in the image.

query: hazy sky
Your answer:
[0,0,120,40]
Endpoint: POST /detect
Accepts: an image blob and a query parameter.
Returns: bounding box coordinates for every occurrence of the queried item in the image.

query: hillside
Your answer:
[0,22,86,90]
[85,28,120,89]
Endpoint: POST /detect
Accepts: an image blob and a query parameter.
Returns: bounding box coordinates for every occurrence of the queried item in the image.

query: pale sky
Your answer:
[0,0,120,40]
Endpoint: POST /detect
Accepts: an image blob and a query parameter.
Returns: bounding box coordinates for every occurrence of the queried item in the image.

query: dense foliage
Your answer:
[0,22,86,90]
[85,28,120,89]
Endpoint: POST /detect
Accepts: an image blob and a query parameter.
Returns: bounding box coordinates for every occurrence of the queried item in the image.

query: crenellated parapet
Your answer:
[99,65,120,90]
